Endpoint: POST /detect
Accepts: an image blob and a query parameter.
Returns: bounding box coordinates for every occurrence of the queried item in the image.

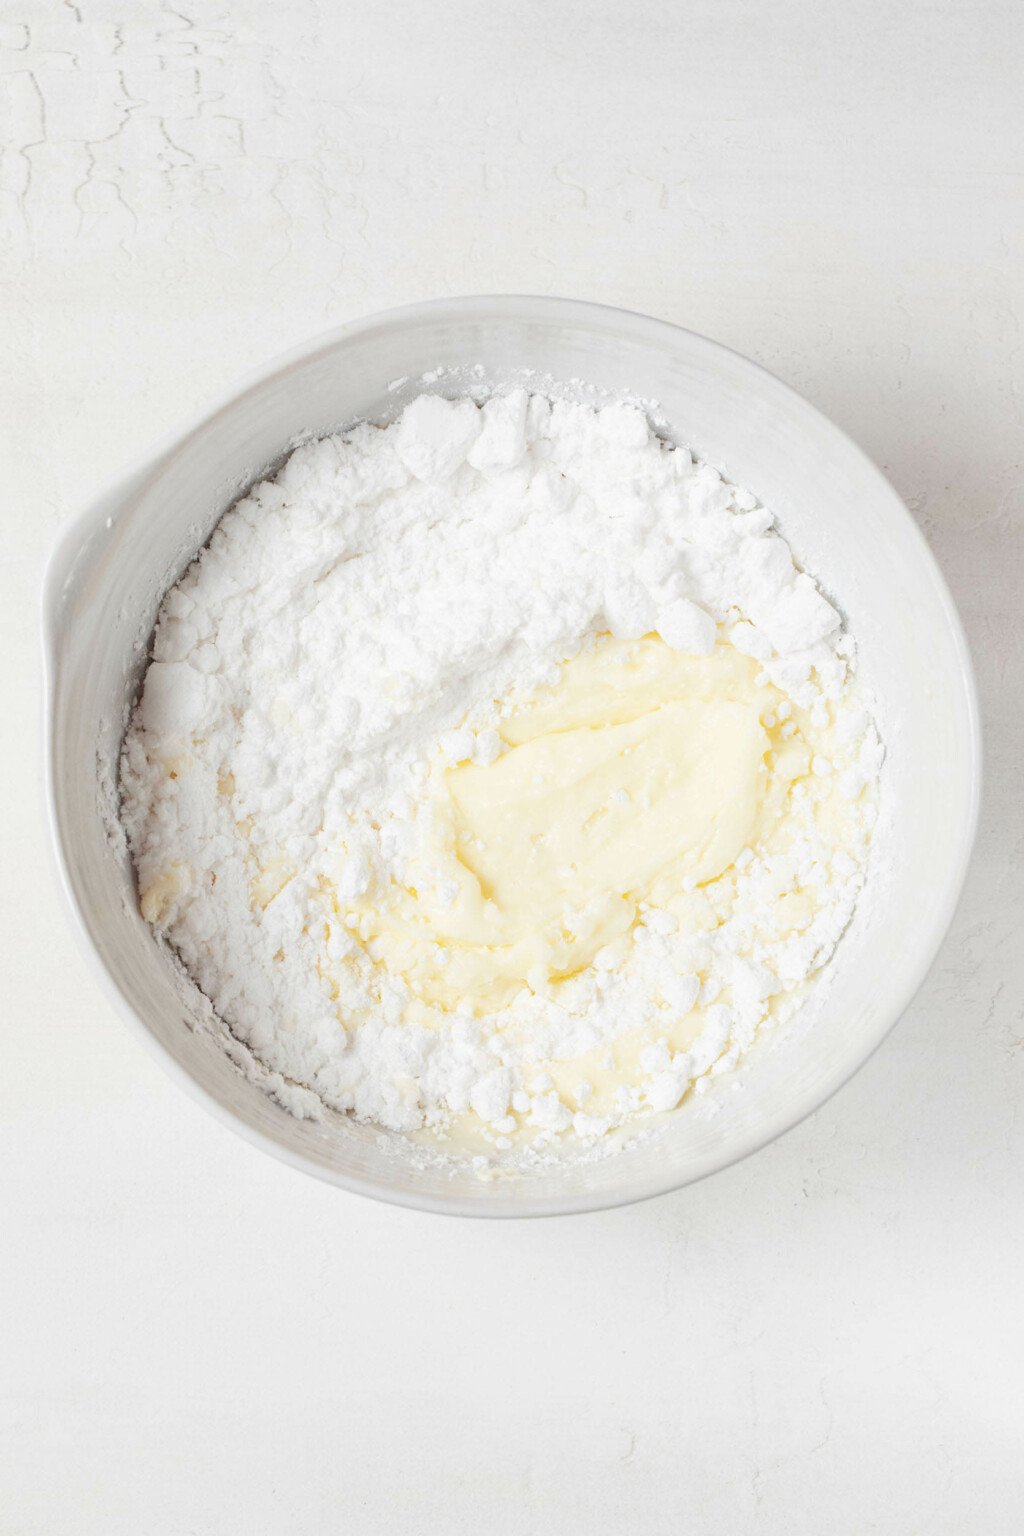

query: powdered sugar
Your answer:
[119,389,881,1157]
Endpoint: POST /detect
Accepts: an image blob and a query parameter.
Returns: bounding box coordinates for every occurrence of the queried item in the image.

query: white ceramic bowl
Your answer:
[43,296,980,1217]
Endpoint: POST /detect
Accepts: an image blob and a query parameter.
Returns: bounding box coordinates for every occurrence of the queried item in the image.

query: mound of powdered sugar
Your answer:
[120,390,881,1151]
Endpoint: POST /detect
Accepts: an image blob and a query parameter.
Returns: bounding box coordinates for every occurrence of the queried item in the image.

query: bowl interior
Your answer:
[44,298,978,1215]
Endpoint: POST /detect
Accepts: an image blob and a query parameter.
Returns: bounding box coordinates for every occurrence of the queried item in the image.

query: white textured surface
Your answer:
[2,2,1021,1531]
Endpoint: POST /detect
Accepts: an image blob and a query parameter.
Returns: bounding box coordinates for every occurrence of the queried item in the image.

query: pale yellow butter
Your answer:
[346,636,792,1014]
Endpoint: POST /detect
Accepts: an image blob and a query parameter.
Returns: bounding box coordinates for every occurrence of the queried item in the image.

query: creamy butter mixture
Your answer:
[120,388,880,1157]
[349,638,825,1012]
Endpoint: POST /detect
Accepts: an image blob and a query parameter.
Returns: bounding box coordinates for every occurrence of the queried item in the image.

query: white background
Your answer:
[3,2,1022,1531]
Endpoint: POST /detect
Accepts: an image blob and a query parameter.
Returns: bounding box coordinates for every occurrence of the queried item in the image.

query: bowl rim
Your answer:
[41,293,983,1218]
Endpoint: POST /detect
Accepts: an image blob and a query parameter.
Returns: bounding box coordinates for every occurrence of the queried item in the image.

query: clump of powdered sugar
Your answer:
[120,389,881,1155]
